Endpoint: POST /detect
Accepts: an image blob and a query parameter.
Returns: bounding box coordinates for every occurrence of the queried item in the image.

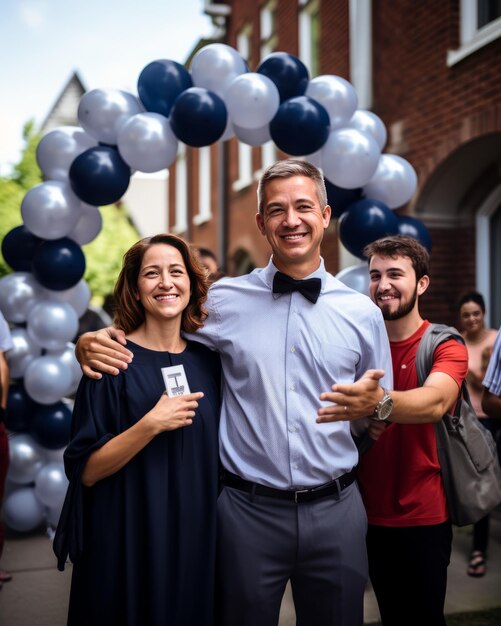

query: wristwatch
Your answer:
[371,388,393,421]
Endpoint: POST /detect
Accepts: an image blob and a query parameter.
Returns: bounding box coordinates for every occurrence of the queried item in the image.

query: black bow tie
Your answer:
[272,271,322,304]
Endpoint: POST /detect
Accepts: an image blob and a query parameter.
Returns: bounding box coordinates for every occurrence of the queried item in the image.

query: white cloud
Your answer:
[19,1,48,30]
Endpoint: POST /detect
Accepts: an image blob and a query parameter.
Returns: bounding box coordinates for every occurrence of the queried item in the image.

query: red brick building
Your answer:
[168,0,501,327]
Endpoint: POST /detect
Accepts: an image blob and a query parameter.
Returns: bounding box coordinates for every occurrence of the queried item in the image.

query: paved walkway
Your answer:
[1,514,500,625]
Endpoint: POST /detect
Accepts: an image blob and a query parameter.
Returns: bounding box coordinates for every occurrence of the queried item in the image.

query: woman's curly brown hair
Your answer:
[112,234,209,334]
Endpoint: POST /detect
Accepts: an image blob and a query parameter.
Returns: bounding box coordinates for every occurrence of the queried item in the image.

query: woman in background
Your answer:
[458,291,498,578]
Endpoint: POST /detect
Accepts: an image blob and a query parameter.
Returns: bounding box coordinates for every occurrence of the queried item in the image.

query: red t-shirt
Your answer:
[357,320,468,527]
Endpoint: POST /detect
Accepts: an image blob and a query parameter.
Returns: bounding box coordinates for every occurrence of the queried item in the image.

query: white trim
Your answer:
[448,2,501,66]
[193,146,212,226]
[349,0,373,109]
[476,183,501,327]
[173,144,188,235]
[233,141,253,192]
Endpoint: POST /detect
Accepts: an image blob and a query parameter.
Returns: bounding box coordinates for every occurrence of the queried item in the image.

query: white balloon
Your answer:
[190,43,247,97]
[6,327,43,379]
[44,446,66,465]
[24,355,73,405]
[336,264,370,296]
[4,487,45,532]
[0,272,43,323]
[34,462,69,509]
[117,112,178,173]
[27,301,79,351]
[233,123,272,146]
[42,279,91,319]
[36,126,97,181]
[67,203,103,246]
[347,110,387,151]
[220,119,235,142]
[78,88,143,145]
[363,154,418,209]
[225,73,280,129]
[47,342,82,396]
[7,434,47,485]
[21,180,82,240]
[306,75,358,129]
[321,128,381,189]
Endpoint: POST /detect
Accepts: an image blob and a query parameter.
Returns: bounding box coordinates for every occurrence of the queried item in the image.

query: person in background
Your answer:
[458,292,498,577]
[54,234,221,626]
[73,159,392,626]
[317,236,468,626]
[0,310,13,589]
[194,246,225,284]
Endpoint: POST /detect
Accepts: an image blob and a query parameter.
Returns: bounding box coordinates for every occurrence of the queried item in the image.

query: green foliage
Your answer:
[12,121,43,190]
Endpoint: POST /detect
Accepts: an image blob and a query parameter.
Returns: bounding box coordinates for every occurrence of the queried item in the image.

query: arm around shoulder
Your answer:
[75,327,133,379]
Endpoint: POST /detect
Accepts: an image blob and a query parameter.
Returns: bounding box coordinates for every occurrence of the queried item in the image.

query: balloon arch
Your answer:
[0,44,431,533]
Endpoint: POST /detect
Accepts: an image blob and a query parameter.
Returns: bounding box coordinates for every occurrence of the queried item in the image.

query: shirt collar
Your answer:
[262,257,327,292]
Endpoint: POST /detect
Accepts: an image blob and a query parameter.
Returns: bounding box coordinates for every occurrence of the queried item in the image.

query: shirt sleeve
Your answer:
[483,327,501,395]
[430,338,469,390]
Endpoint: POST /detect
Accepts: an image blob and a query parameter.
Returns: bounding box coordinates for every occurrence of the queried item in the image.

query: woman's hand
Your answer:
[143,392,204,434]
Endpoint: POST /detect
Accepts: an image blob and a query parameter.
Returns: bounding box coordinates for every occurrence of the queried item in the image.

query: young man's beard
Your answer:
[379,286,418,321]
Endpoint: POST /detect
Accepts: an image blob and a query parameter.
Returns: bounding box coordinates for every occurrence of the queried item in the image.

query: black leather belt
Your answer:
[221,469,356,504]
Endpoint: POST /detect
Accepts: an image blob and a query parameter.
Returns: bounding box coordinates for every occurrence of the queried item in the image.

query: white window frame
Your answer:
[298,0,320,77]
[476,183,501,327]
[233,22,254,191]
[173,144,188,234]
[349,0,373,109]
[193,146,212,225]
[448,0,501,66]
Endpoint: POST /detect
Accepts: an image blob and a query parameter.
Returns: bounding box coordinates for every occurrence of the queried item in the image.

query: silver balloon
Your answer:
[78,88,144,145]
[27,301,79,351]
[4,487,46,533]
[321,128,381,189]
[34,462,69,509]
[225,73,280,129]
[47,342,82,396]
[363,154,418,209]
[46,503,64,528]
[336,264,370,296]
[6,327,43,379]
[36,126,97,181]
[67,203,103,245]
[233,122,272,146]
[21,180,82,240]
[117,112,178,173]
[42,279,91,319]
[347,110,387,151]
[7,433,47,485]
[306,75,358,129]
[190,43,247,97]
[44,446,66,465]
[24,355,73,405]
[0,272,43,323]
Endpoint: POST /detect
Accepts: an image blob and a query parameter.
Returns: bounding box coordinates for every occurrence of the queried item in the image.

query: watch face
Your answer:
[378,396,393,420]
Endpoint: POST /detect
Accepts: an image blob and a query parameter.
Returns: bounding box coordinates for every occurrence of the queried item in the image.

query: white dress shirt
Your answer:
[483,326,501,396]
[190,257,393,489]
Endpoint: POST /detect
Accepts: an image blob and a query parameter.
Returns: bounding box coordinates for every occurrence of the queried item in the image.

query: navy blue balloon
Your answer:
[32,237,86,291]
[170,87,227,147]
[257,52,309,103]
[270,96,330,156]
[31,401,72,449]
[338,198,399,259]
[138,59,193,117]
[5,383,39,432]
[325,181,363,219]
[1,225,42,271]
[69,145,131,206]
[396,215,432,252]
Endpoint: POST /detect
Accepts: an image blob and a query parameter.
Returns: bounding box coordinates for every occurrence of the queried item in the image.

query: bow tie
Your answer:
[272,271,322,304]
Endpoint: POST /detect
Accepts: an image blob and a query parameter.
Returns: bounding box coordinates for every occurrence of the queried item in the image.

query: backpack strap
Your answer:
[415,323,465,387]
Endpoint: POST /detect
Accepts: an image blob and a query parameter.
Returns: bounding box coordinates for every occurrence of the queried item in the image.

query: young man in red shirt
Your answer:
[318,235,468,626]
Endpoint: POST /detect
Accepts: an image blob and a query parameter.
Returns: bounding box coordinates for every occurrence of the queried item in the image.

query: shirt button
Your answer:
[289,384,295,391]
[292,463,298,470]
[290,426,297,433]
[290,346,296,353]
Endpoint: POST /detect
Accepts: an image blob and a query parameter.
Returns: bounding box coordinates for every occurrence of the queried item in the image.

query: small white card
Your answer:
[161,364,191,397]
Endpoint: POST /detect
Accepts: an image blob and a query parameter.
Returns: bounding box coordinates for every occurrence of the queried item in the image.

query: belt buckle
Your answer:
[294,488,310,504]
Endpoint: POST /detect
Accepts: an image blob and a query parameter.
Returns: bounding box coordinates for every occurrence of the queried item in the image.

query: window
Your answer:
[173,144,187,234]
[349,0,373,109]
[448,0,501,66]
[234,23,254,191]
[260,0,277,59]
[299,0,320,78]
[193,146,212,225]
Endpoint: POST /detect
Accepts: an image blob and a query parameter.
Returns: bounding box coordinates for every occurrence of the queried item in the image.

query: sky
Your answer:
[0,0,214,174]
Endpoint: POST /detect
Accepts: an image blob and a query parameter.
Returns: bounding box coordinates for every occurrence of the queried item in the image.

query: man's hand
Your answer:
[317,369,385,423]
[75,328,133,379]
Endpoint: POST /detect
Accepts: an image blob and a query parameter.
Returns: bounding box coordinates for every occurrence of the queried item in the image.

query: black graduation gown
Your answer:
[54,340,221,626]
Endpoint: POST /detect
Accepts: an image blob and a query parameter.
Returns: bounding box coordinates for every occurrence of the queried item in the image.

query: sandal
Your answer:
[467,551,486,577]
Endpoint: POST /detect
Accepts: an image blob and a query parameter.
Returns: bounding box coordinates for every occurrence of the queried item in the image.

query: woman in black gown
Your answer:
[54,234,221,626]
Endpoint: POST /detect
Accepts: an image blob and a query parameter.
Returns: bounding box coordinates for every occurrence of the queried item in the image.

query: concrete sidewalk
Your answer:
[1,514,500,625]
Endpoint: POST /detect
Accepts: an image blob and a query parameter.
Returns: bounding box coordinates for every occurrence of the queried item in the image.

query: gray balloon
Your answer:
[3,487,45,532]
[6,327,43,379]
[21,180,82,240]
[0,272,43,323]
[24,355,73,405]
[36,126,97,181]
[34,462,68,509]
[67,203,103,245]
[336,264,371,296]
[7,433,47,485]
[27,300,79,351]
[42,279,91,319]
[47,342,82,395]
